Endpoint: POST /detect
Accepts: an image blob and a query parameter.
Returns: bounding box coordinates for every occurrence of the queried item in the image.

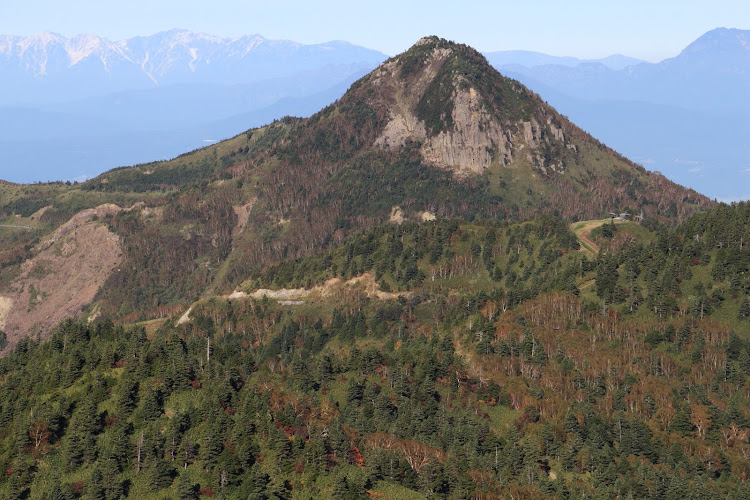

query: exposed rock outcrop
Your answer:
[421,86,510,174]
[372,42,569,176]
[1,206,123,348]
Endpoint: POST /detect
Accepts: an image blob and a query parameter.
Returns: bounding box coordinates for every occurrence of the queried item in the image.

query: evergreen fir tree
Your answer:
[86,467,106,500]
[7,474,24,500]
[669,407,695,436]
[176,471,199,500]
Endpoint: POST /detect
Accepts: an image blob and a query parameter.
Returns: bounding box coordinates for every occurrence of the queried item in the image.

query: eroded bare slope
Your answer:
[0,205,123,347]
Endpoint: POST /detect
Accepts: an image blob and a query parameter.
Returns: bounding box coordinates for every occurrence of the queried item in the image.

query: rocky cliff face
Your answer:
[367,37,576,177]
[375,84,508,175]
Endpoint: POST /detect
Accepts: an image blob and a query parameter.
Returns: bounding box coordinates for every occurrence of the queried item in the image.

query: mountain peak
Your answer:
[400,35,478,59]
[680,27,750,56]
[413,35,445,47]
[19,31,65,50]
[394,35,488,68]
[344,36,543,174]
[28,31,64,43]
[293,36,709,219]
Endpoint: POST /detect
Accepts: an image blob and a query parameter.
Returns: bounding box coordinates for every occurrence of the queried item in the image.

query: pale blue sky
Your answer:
[1,0,748,61]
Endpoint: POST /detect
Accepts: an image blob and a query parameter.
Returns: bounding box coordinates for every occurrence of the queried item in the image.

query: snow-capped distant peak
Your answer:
[65,34,106,65]
[27,31,64,45]
[17,31,64,54]
[0,29,388,84]
[0,35,14,55]
[237,35,267,56]
[169,30,223,45]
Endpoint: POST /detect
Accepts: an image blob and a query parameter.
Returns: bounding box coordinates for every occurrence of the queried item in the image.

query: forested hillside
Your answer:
[1,203,750,498]
[0,37,711,347]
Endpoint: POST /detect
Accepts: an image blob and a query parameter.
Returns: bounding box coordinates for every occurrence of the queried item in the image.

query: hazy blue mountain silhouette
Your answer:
[490,28,750,200]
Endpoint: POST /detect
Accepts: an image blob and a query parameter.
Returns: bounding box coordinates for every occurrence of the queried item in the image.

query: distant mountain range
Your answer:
[500,28,750,112]
[484,50,644,70]
[0,30,387,182]
[0,30,386,103]
[0,28,748,200]
[491,28,750,200]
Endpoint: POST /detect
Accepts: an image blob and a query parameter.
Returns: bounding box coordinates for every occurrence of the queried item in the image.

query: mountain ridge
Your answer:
[499,27,750,111]
[484,49,644,70]
[0,29,387,104]
[678,27,750,59]
[492,27,750,199]
[0,36,711,346]
[2,28,747,197]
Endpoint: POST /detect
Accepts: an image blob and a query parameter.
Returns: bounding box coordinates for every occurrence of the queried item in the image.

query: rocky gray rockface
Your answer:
[372,41,571,176]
